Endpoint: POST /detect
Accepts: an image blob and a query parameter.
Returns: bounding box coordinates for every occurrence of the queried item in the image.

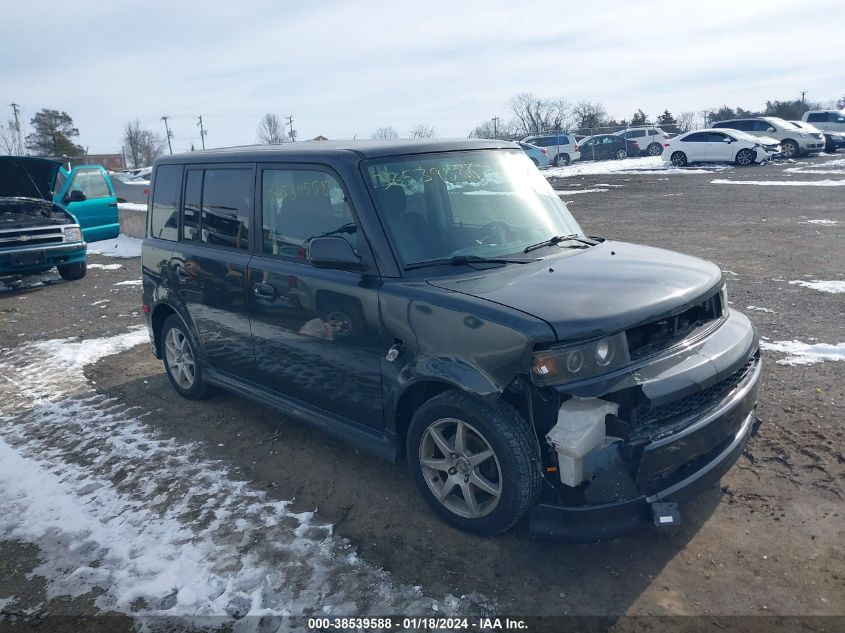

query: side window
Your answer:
[752,120,771,132]
[182,170,202,242]
[559,135,570,145]
[684,132,708,142]
[631,130,646,138]
[261,169,355,261]
[832,113,845,123]
[149,164,181,241]
[200,169,251,250]
[71,169,111,199]
[806,113,824,123]
[54,171,66,195]
[708,132,728,142]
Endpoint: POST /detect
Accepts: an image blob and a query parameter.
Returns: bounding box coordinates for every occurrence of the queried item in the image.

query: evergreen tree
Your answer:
[630,109,649,126]
[657,110,676,125]
[25,109,84,157]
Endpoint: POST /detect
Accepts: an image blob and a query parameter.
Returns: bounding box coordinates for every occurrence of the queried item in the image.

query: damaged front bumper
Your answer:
[529,310,762,540]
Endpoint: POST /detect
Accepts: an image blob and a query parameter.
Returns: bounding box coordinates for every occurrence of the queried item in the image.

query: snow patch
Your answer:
[746,306,776,313]
[117,202,148,213]
[801,219,839,225]
[87,263,124,270]
[711,178,845,187]
[788,280,845,293]
[114,279,142,286]
[554,188,609,195]
[759,340,845,366]
[0,330,493,623]
[545,156,729,178]
[87,235,143,258]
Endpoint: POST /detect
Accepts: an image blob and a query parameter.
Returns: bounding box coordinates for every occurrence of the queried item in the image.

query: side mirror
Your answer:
[723,137,733,143]
[307,236,362,270]
[767,127,776,132]
[66,189,86,203]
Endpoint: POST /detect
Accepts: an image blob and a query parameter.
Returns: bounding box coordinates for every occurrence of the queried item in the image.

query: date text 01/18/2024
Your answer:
[306,617,528,630]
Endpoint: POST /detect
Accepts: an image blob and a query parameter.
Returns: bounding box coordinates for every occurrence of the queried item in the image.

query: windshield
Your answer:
[364,150,583,266]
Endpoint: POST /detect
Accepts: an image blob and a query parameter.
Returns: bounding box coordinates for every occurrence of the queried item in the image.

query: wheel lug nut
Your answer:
[448,467,456,475]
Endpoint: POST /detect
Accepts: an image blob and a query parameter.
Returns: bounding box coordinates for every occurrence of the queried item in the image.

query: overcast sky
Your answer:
[3,0,844,154]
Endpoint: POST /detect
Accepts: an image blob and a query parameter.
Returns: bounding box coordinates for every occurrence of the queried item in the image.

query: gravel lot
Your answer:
[1,154,843,631]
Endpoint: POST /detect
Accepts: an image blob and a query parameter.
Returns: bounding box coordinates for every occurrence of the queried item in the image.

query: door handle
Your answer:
[108,202,118,208]
[253,282,275,299]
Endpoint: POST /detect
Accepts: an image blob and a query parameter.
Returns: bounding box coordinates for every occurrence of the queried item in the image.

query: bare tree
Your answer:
[138,129,165,166]
[122,119,144,168]
[468,118,516,140]
[509,93,574,137]
[257,113,286,144]
[572,101,609,131]
[675,111,698,133]
[409,123,435,139]
[371,126,399,140]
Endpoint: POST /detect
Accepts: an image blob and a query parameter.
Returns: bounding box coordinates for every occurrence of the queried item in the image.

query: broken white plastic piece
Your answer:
[546,396,619,487]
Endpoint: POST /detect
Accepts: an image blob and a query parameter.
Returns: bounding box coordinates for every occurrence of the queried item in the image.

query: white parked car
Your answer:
[712,116,824,158]
[520,134,580,166]
[797,112,845,152]
[518,142,551,167]
[613,126,672,157]
[661,129,780,167]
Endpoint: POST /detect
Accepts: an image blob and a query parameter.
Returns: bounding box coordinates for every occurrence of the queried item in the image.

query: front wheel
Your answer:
[57,262,86,281]
[735,148,755,166]
[670,151,688,167]
[554,153,570,167]
[161,315,213,400]
[406,390,541,535]
[615,149,628,159]
[780,139,799,159]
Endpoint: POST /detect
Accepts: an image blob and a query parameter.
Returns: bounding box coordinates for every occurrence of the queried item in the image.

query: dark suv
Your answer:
[142,140,761,539]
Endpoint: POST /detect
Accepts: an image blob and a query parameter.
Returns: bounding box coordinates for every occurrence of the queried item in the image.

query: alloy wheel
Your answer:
[736,149,754,166]
[616,149,627,159]
[419,418,503,519]
[165,327,196,389]
[671,152,687,167]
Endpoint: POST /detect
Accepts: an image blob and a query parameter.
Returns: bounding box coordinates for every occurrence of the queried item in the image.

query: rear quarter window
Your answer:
[149,164,182,241]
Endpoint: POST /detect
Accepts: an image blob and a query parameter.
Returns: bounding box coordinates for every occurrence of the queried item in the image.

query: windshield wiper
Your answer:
[404,255,536,271]
[523,234,597,253]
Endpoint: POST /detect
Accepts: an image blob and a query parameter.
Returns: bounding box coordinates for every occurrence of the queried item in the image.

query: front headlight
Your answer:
[798,133,810,138]
[531,332,630,387]
[63,226,82,242]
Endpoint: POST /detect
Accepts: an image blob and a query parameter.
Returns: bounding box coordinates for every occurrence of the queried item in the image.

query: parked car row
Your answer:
[521,112,844,167]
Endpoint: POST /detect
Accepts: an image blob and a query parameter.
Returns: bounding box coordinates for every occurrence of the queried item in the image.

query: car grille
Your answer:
[630,354,758,431]
[0,226,64,249]
[626,292,723,361]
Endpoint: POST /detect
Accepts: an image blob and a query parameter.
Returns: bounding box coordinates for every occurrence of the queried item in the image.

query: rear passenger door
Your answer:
[171,164,255,377]
[247,164,383,431]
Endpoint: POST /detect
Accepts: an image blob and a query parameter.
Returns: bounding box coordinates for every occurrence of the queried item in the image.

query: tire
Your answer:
[615,149,628,160]
[406,389,542,536]
[161,314,213,400]
[670,151,688,167]
[735,148,755,166]
[554,153,570,167]
[824,139,836,153]
[319,301,365,341]
[646,143,663,156]
[780,139,799,159]
[57,262,86,281]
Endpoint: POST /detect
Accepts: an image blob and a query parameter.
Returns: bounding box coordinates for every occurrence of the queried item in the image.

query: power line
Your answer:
[160,116,173,155]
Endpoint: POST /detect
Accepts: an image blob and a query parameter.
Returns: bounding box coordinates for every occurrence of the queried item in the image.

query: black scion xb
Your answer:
[142,139,761,539]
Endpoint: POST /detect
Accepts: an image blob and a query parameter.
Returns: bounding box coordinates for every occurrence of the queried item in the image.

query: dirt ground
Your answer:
[1,154,843,631]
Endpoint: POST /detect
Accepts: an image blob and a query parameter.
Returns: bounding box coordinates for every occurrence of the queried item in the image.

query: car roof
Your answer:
[154,138,519,165]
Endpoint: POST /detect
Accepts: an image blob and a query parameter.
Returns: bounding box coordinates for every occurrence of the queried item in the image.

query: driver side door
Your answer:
[56,166,119,241]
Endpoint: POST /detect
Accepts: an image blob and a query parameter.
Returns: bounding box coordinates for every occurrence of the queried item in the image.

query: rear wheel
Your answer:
[554,153,571,167]
[161,315,213,400]
[615,148,628,160]
[735,148,755,166]
[670,151,688,167]
[57,262,86,281]
[780,139,799,158]
[406,390,541,535]
[646,142,663,156]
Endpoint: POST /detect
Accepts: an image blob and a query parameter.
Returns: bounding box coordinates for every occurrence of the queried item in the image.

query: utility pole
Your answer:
[286,115,296,142]
[160,116,173,155]
[9,102,23,154]
[491,116,500,139]
[800,90,806,105]
[196,115,207,150]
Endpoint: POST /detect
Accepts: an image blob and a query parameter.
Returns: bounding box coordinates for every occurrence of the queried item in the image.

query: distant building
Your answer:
[83,154,126,170]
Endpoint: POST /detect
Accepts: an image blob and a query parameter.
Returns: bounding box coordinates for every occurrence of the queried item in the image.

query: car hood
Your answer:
[426,241,723,342]
[0,156,62,201]
[0,199,76,228]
